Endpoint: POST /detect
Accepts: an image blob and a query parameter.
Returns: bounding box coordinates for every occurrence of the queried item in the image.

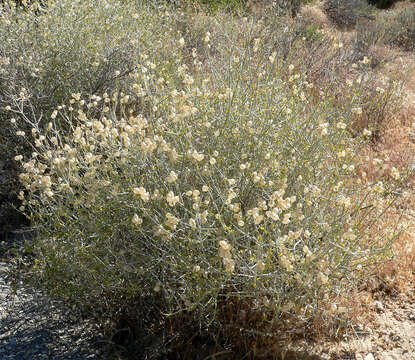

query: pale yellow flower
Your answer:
[282,213,291,225]
[132,187,150,202]
[166,191,179,207]
[165,213,179,230]
[192,150,204,162]
[189,218,196,230]
[166,171,178,183]
[132,214,143,225]
[256,261,265,272]
[351,107,362,115]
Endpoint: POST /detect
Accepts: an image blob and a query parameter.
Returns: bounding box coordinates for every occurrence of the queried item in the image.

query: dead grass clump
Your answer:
[363,200,415,296]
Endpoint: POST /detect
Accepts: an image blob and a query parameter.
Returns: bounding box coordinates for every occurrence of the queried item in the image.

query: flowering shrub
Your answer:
[3,0,408,356]
[0,0,177,238]
[12,11,404,353]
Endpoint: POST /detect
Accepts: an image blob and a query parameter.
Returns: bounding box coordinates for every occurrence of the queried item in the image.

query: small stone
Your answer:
[393,312,401,321]
[374,300,384,312]
[365,354,375,360]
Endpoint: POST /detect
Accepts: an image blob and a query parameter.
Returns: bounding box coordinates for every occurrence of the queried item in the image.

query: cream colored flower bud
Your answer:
[166,171,178,183]
[189,218,196,230]
[132,214,143,225]
[166,191,179,207]
[282,213,291,225]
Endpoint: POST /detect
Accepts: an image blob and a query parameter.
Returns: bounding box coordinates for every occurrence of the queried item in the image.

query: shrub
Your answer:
[383,7,415,51]
[0,0,177,237]
[323,0,374,29]
[271,0,312,16]
[356,6,415,54]
[197,0,247,13]
[186,0,313,16]
[10,3,405,356]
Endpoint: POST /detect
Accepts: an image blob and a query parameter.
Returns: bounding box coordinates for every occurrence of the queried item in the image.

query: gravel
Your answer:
[0,229,111,360]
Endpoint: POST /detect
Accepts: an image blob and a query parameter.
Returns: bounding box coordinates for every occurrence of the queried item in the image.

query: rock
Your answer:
[374,300,384,312]
[365,354,375,360]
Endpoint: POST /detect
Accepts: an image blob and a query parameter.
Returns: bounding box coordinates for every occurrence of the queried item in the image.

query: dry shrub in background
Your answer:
[381,6,415,51]
[355,4,415,53]
[299,0,331,28]
[323,0,374,29]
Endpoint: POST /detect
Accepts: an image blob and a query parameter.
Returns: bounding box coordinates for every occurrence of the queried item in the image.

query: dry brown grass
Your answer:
[354,50,415,299]
[368,115,415,294]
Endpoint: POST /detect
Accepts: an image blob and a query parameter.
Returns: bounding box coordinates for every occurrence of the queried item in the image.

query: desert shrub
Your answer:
[182,0,313,16]
[11,3,405,356]
[0,105,29,239]
[382,7,415,51]
[356,6,415,53]
[0,0,177,237]
[0,0,176,119]
[354,19,385,59]
[260,9,402,128]
[0,0,47,13]
[323,0,374,29]
[270,0,313,16]
[197,0,247,13]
